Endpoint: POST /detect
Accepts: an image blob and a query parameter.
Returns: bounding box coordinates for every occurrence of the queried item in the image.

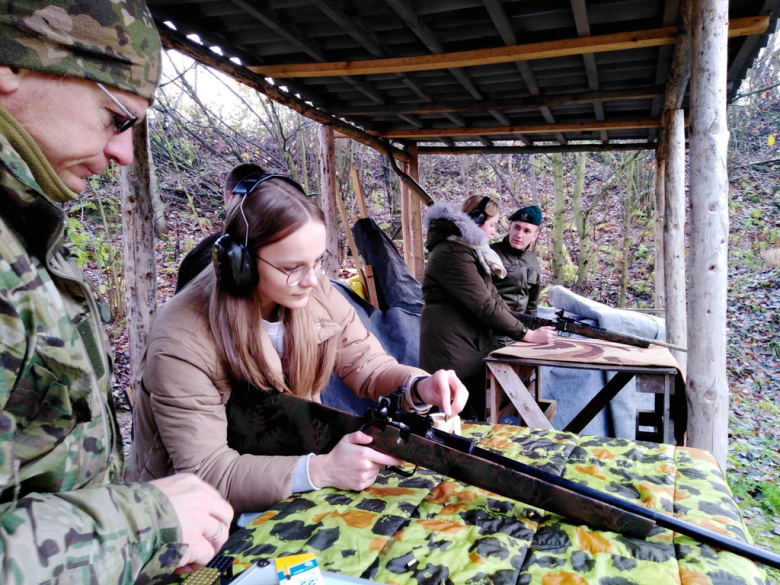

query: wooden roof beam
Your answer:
[370,119,665,139]
[571,0,607,139]
[230,0,391,108]
[157,25,409,163]
[648,0,681,141]
[536,106,567,145]
[417,142,658,155]
[250,16,768,78]
[483,0,560,144]
[326,86,663,116]
[384,0,486,101]
[309,0,435,105]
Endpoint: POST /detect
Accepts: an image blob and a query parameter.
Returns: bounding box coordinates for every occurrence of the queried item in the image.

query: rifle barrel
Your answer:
[469,442,780,568]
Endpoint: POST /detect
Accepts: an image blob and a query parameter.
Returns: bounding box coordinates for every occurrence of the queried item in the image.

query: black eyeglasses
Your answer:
[256,251,331,287]
[96,83,138,133]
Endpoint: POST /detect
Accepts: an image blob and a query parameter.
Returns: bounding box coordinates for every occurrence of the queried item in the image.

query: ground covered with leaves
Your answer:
[724,165,780,582]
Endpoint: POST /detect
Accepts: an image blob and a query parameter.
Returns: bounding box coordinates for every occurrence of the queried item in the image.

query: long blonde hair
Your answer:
[191,177,339,398]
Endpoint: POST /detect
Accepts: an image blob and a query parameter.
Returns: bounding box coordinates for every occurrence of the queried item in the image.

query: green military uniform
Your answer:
[0,106,185,584]
[489,237,541,348]
[0,1,187,579]
[490,236,542,316]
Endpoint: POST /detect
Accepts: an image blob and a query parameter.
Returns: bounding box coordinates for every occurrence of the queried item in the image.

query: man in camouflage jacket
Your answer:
[490,206,543,347]
[0,1,232,583]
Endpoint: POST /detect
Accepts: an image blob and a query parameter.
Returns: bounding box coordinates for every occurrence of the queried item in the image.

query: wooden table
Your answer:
[484,339,685,444]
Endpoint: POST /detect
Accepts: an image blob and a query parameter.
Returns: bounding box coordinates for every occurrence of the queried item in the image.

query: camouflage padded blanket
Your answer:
[223,422,765,585]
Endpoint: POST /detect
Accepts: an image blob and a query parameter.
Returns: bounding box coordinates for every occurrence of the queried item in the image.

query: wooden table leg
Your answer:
[663,374,672,444]
[486,362,552,429]
[486,367,500,423]
[563,371,635,434]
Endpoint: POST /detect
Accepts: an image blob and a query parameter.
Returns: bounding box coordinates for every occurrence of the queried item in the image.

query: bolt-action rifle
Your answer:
[227,386,778,569]
[512,309,687,352]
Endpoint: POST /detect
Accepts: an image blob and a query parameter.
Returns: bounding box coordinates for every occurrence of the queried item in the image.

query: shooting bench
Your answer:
[484,337,685,444]
[216,423,763,585]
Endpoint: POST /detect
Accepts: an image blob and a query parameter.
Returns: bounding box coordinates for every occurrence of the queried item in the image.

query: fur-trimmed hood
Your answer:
[423,202,487,250]
[423,202,506,278]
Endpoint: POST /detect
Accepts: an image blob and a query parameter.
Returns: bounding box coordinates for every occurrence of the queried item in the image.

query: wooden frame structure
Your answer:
[121,0,780,470]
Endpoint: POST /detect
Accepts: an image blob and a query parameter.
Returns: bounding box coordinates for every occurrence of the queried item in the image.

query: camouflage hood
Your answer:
[0,0,162,102]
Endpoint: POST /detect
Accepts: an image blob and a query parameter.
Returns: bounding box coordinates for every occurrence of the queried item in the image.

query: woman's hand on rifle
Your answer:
[309,431,404,491]
[415,369,469,417]
[522,326,557,344]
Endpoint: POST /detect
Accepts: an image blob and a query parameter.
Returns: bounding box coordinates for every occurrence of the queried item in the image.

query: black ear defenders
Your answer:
[230,172,306,199]
[213,233,258,296]
[469,196,492,226]
[213,172,307,296]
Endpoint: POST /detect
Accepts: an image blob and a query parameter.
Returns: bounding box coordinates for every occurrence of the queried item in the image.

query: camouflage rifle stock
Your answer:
[226,386,780,569]
[512,309,687,352]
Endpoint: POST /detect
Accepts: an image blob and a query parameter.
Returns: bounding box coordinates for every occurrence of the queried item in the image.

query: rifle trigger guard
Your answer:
[388,464,417,478]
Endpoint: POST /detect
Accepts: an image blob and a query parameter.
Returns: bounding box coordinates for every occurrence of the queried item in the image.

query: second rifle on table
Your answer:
[512,309,687,352]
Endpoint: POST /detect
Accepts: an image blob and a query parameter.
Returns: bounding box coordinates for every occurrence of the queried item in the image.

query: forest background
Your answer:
[65,28,780,574]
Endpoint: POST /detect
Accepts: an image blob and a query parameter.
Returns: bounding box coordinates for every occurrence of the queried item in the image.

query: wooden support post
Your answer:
[654,150,666,310]
[408,144,425,281]
[350,168,369,218]
[119,119,157,407]
[663,109,688,377]
[687,0,729,470]
[334,188,372,303]
[319,125,340,278]
[400,162,414,275]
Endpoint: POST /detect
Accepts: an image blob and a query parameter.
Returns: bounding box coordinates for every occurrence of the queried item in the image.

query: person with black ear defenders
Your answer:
[130,168,470,526]
[419,195,556,420]
[175,163,265,293]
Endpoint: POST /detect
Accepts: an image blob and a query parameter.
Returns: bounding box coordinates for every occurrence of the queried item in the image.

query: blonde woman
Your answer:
[419,196,555,420]
[131,171,468,517]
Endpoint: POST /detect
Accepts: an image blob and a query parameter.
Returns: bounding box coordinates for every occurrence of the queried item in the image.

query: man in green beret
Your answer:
[490,206,544,346]
[0,1,233,583]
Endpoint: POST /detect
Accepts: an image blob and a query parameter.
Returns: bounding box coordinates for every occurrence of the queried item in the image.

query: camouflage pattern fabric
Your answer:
[0,120,185,583]
[493,337,681,373]
[224,423,765,585]
[0,0,162,101]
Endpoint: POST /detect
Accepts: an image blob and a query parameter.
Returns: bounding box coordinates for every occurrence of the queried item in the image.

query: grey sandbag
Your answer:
[547,286,668,439]
[320,280,422,414]
[352,217,423,315]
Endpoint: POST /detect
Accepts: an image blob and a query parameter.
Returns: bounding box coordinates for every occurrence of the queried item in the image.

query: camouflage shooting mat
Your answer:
[222,422,765,585]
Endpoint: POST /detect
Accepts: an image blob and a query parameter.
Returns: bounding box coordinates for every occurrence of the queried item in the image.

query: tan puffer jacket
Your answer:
[129,277,425,514]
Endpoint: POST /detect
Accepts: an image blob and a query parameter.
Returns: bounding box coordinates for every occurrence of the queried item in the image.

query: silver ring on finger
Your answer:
[206,522,223,542]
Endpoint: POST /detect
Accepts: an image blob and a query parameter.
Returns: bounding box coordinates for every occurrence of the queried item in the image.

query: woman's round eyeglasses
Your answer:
[256,251,331,287]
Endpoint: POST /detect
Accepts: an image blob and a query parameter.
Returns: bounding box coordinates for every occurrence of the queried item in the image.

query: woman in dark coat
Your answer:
[419,196,556,420]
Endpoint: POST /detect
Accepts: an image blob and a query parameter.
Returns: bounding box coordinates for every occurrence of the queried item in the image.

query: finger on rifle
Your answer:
[448,372,469,415]
[346,430,373,445]
[363,448,404,467]
[433,371,453,416]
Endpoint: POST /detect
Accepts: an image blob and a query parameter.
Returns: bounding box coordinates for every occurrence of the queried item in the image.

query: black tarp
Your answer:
[351,218,422,315]
[320,217,423,414]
